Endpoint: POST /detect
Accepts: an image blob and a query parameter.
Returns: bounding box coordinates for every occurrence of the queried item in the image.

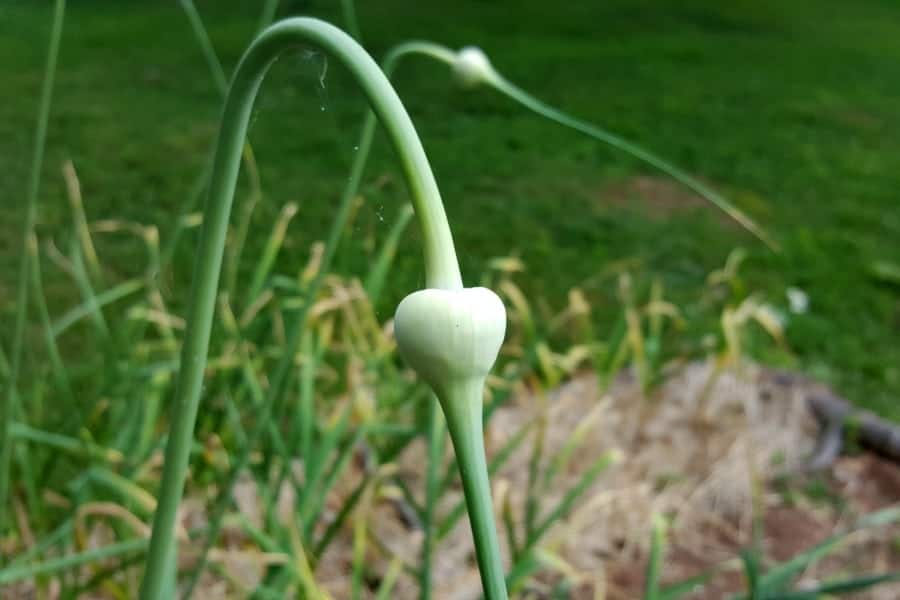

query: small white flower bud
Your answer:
[453,46,495,88]
[394,287,506,398]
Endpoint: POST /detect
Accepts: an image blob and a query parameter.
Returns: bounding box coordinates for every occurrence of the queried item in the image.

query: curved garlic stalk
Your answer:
[140,18,508,600]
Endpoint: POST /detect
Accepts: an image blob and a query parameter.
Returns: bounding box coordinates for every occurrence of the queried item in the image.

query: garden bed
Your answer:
[7,364,898,599]
[311,361,900,599]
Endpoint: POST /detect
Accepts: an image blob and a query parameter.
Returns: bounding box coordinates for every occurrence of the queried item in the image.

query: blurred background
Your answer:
[3,0,897,416]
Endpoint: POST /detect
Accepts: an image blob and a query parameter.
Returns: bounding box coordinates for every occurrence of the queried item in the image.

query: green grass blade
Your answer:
[6,519,74,568]
[1,0,66,531]
[524,403,547,539]
[245,202,298,306]
[542,404,601,490]
[760,506,900,593]
[0,345,9,379]
[740,548,762,600]
[351,483,372,600]
[9,422,123,464]
[505,550,543,596]
[159,161,211,268]
[257,0,280,34]
[501,490,519,562]
[644,515,666,600]
[0,537,147,585]
[177,0,264,298]
[12,433,42,531]
[299,408,353,539]
[313,476,367,560]
[339,0,362,41]
[364,203,414,305]
[375,557,404,600]
[29,237,75,403]
[67,238,111,341]
[51,278,144,337]
[760,535,844,592]
[62,159,104,286]
[177,0,228,94]
[420,396,444,599]
[767,572,900,599]
[298,330,317,465]
[85,467,157,516]
[302,424,366,543]
[526,450,620,552]
[658,571,713,600]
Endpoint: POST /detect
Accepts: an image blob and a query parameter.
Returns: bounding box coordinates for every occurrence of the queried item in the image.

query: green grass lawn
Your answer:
[3,0,899,416]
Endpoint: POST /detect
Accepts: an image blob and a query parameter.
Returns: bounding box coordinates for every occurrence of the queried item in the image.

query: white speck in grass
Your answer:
[786,287,809,314]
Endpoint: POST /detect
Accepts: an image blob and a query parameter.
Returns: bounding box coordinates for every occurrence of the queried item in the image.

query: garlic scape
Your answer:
[395,287,509,600]
[452,46,497,88]
[403,42,775,249]
[140,17,508,600]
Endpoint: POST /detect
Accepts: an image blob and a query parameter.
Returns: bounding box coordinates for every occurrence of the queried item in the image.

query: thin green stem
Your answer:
[420,395,444,600]
[140,18,461,600]
[1,0,65,533]
[441,379,508,600]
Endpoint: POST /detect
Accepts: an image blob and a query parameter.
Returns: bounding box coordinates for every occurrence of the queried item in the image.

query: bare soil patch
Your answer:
[600,175,740,226]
